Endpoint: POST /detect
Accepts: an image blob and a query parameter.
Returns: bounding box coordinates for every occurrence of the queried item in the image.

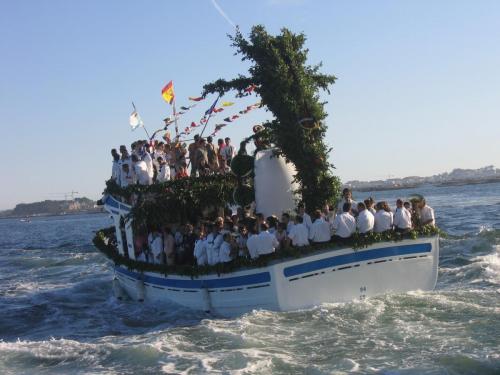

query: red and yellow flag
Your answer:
[161,81,175,104]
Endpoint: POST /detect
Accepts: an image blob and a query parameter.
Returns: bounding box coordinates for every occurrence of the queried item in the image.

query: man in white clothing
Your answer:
[148,229,164,264]
[256,222,279,257]
[374,202,393,233]
[206,220,224,265]
[246,227,260,259]
[356,202,374,234]
[193,237,208,266]
[333,203,356,240]
[337,188,358,215]
[119,163,136,188]
[119,145,131,168]
[281,213,294,235]
[309,210,332,243]
[394,199,412,232]
[152,143,165,177]
[111,149,121,182]
[156,157,170,182]
[288,215,309,247]
[418,199,435,227]
[132,155,152,185]
[297,203,313,233]
[222,137,235,167]
[141,145,154,180]
[218,233,234,263]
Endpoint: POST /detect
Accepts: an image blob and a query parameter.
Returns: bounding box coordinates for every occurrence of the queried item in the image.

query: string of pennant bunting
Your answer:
[131,82,262,142]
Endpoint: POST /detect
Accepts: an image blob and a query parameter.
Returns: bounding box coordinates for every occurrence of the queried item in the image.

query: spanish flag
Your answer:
[161,81,175,104]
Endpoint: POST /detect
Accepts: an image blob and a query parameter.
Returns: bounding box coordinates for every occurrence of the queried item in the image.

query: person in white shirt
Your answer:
[218,233,234,263]
[394,199,412,232]
[206,222,224,265]
[156,157,170,182]
[297,203,313,233]
[141,146,154,180]
[136,250,147,262]
[119,163,136,188]
[111,149,121,182]
[222,137,235,167]
[364,197,376,215]
[148,229,164,264]
[236,225,249,257]
[119,145,131,168]
[246,227,260,260]
[322,203,336,224]
[255,222,279,257]
[266,215,278,234]
[132,155,152,185]
[174,225,184,248]
[356,202,375,234]
[193,237,208,266]
[163,226,175,266]
[309,210,332,243]
[333,203,356,241]
[281,213,294,235]
[337,188,358,215]
[374,201,394,233]
[418,199,435,227]
[152,143,165,177]
[288,215,310,247]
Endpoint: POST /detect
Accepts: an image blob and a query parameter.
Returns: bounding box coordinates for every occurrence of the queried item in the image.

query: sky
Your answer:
[1,0,499,209]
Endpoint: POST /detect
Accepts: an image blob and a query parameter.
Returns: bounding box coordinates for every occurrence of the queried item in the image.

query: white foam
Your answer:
[0,338,110,362]
[480,245,500,284]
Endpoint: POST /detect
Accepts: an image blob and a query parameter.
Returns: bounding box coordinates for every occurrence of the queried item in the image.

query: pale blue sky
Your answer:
[1,0,499,209]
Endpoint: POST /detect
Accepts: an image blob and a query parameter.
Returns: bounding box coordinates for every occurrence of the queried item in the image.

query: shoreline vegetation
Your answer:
[93,224,442,277]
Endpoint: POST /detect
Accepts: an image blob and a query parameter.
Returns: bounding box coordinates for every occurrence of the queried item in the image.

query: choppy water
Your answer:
[0,183,499,374]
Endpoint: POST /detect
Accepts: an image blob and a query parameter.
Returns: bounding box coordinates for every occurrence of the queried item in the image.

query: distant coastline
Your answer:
[344,165,500,192]
[2,166,499,216]
[0,197,104,219]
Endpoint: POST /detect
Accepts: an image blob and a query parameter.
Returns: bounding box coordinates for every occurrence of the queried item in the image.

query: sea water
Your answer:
[0,183,499,374]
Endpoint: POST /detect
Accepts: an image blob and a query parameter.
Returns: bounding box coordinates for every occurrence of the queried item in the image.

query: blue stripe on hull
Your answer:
[116,267,271,289]
[283,243,432,278]
[104,195,131,212]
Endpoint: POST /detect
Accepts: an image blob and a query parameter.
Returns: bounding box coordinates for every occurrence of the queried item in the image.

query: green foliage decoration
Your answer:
[203,25,342,211]
[93,225,443,278]
[103,175,238,228]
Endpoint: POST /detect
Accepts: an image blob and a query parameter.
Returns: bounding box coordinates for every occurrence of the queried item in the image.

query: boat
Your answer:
[100,178,439,317]
[94,26,440,317]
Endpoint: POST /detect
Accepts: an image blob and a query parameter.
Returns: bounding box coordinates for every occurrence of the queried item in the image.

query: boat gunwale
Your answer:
[113,236,438,283]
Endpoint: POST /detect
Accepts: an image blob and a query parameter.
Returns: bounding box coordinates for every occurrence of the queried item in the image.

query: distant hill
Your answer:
[0,197,103,218]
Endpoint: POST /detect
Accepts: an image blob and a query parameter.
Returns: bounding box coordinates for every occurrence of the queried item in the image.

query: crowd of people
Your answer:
[130,188,435,267]
[110,136,236,188]
[108,137,435,267]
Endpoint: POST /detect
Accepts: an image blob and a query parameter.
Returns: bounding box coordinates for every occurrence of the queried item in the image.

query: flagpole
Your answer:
[173,99,179,139]
[132,101,151,139]
[199,94,220,138]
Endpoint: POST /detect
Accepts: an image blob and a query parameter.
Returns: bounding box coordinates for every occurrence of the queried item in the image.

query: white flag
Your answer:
[129,111,144,130]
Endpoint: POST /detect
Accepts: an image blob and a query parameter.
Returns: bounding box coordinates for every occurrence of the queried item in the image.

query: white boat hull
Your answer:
[114,236,439,316]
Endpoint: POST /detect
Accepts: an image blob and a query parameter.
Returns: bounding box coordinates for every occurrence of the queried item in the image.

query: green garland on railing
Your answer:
[104,175,238,228]
[93,225,443,278]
